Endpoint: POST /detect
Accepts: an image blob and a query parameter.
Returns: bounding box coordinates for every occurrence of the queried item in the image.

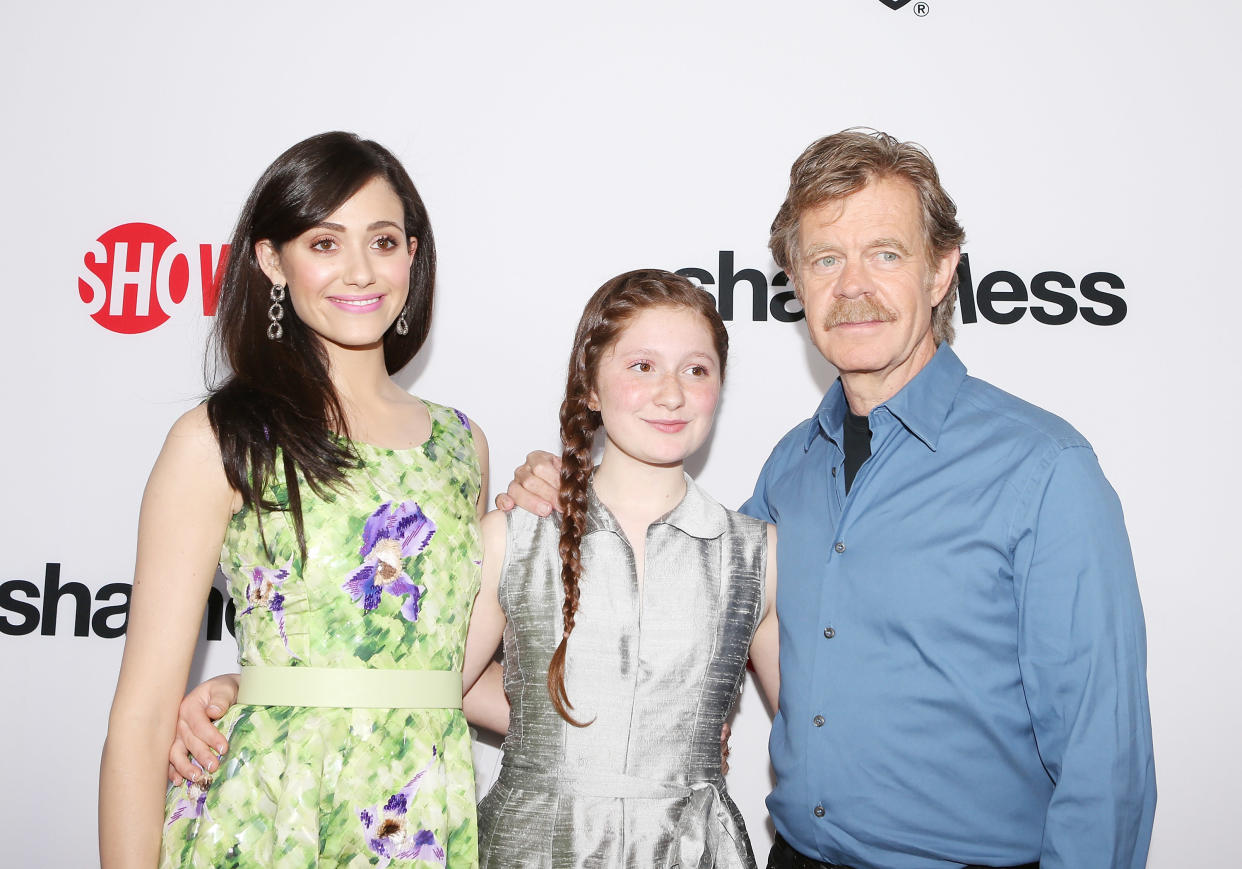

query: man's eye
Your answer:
[879,251,898,262]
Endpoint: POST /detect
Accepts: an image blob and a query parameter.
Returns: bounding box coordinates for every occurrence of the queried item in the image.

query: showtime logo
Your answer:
[79,223,229,334]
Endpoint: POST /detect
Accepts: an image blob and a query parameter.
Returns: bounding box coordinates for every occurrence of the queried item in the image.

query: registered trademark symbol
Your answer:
[914,2,929,15]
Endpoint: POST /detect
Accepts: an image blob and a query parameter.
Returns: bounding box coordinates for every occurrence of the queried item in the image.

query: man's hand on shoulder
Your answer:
[494,450,562,516]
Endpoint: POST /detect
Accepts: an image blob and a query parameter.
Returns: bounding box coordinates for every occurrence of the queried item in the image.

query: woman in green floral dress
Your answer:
[100,133,489,868]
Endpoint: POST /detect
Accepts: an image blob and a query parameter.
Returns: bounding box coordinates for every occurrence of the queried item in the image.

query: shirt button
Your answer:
[823,626,836,639]
[834,541,846,553]
[831,466,838,477]
[814,804,826,818]
[813,714,825,727]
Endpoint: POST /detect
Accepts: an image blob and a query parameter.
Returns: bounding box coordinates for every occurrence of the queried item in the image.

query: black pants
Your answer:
[767,833,1039,869]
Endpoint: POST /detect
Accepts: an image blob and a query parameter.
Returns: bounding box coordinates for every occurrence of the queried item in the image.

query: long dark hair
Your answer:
[205,132,436,557]
[548,269,728,725]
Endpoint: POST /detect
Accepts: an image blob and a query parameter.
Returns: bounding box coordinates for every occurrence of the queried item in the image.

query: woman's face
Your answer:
[590,305,722,470]
[256,176,415,353]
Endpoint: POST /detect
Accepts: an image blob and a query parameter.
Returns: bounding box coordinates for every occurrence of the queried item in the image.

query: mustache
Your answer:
[822,297,898,329]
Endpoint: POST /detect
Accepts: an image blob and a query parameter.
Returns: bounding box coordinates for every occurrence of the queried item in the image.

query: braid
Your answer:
[544,268,729,727]
[547,381,598,726]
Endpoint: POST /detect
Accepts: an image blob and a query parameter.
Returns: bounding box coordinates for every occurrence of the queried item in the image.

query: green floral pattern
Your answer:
[160,401,481,868]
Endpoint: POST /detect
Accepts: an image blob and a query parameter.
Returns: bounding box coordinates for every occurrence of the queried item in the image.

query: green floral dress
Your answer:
[160,400,482,869]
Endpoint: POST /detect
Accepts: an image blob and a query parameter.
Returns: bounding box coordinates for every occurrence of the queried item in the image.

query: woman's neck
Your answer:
[320,341,427,450]
[323,341,401,410]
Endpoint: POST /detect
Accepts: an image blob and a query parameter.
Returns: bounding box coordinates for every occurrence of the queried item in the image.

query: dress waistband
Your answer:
[498,764,724,799]
[237,666,462,709]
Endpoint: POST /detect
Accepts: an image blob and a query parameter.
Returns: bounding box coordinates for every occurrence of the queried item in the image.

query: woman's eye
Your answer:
[310,237,336,252]
[374,236,399,250]
[629,361,653,373]
[687,365,709,377]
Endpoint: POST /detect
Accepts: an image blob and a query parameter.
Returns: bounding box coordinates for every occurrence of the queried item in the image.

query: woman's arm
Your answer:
[748,523,780,714]
[99,406,237,868]
[462,510,510,734]
[461,510,508,693]
[463,659,510,735]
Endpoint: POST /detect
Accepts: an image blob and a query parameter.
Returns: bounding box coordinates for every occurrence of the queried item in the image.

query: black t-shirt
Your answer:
[843,410,871,495]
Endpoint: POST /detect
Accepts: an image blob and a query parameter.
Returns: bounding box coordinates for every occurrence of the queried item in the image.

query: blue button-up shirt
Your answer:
[741,344,1155,869]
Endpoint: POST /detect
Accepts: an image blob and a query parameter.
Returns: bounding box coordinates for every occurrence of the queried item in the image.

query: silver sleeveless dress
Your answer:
[477,476,768,869]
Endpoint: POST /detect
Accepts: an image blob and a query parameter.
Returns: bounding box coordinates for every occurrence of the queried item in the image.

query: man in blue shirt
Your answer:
[499,130,1155,869]
[746,130,1154,869]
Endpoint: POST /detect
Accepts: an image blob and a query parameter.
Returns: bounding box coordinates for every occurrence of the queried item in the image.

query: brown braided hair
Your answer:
[548,268,729,725]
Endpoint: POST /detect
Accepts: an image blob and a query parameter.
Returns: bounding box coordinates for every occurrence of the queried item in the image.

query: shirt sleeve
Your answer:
[739,445,780,524]
[1011,444,1156,869]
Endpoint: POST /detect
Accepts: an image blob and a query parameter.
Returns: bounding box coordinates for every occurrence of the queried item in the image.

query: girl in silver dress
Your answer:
[465,269,780,868]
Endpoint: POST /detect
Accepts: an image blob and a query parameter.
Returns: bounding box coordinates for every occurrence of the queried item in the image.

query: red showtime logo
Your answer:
[79,223,229,334]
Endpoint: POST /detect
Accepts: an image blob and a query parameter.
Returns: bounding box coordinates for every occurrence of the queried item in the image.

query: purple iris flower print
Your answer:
[453,408,470,431]
[343,501,435,622]
[241,561,296,658]
[166,766,211,828]
[359,747,445,866]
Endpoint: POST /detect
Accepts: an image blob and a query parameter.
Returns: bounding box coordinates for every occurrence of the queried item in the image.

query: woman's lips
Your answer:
[328,294,384,313]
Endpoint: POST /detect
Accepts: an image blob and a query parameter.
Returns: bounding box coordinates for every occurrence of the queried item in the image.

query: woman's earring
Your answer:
[267,283,286,340]
[395,309,409,336]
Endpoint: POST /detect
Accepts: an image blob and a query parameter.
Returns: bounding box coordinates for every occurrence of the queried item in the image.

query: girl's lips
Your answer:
[328,295,384,313]
[645,419,689,433]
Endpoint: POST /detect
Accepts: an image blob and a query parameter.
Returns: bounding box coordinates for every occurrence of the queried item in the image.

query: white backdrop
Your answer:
[2,1,1239,865]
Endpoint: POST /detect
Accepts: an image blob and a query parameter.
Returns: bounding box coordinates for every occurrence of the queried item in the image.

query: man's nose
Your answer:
[836,257,868,299]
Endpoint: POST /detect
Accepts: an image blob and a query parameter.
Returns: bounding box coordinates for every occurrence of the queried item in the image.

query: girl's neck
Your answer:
[591,437,687,524]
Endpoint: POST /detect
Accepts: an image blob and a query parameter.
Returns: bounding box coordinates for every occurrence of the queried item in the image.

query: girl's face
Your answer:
[590,305,722,470]
[255,176,416,353]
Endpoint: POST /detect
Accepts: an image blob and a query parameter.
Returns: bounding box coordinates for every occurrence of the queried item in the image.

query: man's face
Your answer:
[792,176,958,396]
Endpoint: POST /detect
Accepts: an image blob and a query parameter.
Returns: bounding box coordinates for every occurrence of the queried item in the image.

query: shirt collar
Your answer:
[584,473,727,540]
[806,342,967,453]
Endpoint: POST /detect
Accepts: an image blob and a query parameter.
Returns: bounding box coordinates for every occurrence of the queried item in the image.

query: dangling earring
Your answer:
[267,283,286,340]
[395,308,409,336]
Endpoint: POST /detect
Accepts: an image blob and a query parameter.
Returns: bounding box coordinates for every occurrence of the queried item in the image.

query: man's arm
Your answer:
[1014,445,1156,869]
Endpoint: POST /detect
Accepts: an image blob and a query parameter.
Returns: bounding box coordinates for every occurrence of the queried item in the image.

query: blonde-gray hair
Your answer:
[770,129,966,345]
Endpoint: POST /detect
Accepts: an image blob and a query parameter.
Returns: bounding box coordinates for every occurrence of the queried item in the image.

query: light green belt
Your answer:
[237,666,462,709]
